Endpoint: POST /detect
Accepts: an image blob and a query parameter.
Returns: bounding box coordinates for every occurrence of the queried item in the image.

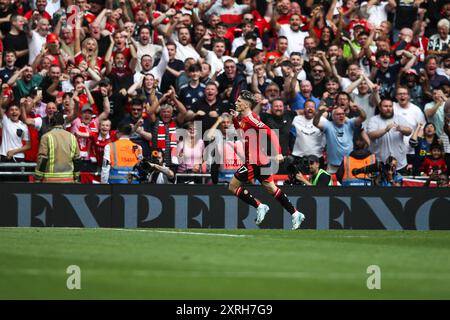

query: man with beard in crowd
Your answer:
[254,98,296,172]
[366,98,412,173]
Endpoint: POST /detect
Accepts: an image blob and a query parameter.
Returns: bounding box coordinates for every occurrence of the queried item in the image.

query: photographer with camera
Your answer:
[375,156,403,187]
[350,155,403,187]
[293,155,332,186]
[336,136,376,186]
[101,123,143,184]
[135,148,176,184]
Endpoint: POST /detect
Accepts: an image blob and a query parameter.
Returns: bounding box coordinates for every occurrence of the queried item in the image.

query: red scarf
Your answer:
[153,119,177,165]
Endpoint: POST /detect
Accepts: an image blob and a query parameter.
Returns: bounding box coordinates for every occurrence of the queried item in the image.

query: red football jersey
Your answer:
[232,112,281,166]
[92,131,117,166]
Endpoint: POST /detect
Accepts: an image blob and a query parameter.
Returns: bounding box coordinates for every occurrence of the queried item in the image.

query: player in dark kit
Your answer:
[228,91,305,229]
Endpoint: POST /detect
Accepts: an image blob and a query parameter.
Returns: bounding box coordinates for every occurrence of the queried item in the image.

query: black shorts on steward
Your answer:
[234,164,274,183]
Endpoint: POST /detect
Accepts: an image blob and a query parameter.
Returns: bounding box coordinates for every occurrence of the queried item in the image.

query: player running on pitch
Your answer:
[228,90,305,229]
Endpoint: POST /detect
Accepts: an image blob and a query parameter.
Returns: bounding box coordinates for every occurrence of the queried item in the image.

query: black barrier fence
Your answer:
[0,184,449,230]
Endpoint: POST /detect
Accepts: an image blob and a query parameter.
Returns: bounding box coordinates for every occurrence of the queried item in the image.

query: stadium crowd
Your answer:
[0,0,449,186]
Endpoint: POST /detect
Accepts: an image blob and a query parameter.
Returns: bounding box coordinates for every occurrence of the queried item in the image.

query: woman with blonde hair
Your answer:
[74,13,103,76]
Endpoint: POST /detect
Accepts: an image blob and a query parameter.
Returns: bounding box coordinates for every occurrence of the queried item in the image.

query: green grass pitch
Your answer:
[0,228,449,299]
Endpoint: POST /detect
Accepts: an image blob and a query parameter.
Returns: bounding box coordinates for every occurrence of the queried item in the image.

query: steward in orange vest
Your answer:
[336,136,376,186]
[101,123,143,184]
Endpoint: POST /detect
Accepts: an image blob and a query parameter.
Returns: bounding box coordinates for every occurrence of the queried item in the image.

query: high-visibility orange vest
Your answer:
[342,154,376,186]
[108,139,142,184]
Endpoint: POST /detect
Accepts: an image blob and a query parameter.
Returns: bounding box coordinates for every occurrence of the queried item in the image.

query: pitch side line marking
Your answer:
[110,229,252,238]
[19,227,251,237]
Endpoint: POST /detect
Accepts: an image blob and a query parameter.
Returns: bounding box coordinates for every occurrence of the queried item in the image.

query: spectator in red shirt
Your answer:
[92,118,117,167]
[24,0,51,23]
[274,0,292,25]
[74,13,103,76]
[420,143,448,176]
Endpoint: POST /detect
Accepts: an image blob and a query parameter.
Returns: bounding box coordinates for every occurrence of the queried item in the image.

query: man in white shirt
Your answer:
[366,98,412,171]
[174,27,200,62]
[271,13,308,55]
[205,0,251,27]
[361,0,397,28]
[393,86,426,158]
[133,26,163,73]
[291,99,325,159]
[28,18,50,64]
[134,46,169,88]
[196,36,236,76]
[231,23,263,55]
[0,104,31,161]
[0,104,31,181]
[424,88,450,155]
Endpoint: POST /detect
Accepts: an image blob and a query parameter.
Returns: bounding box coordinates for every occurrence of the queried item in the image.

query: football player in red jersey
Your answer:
[228,91,305,229]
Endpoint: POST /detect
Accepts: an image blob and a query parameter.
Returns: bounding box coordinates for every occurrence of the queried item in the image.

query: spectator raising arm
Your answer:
[345,74,364,94]
[119,0,131,23]
[270,6,281,33]
[94,8,110,30]
[152,8,177,29]
[205,115,223,142]
[409,123,424,148]
[398,50,417,72]
[199,0,218,16]
[104,35,114,75]
[195,35,209,58]
[308,7,321,44]
[170,87,188,124]
[326,0,338,23]
[74,12,84,56]
[351,104,367,127]
[0,14,11,25]
[98,86,111,122]
[132,118,152,142]
[127,75,144,96]
[7,66,28,88]
[127,34,138,73]
[150,39,169,81]
[425,91,446,119]
[313,106,328,130]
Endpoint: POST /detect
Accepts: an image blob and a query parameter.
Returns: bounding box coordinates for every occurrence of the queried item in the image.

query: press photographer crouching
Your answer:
[336,136,377,186]
[349,156,403,187]
[133,149,176,184]
[287,155,332,186]
[284,155,311,185]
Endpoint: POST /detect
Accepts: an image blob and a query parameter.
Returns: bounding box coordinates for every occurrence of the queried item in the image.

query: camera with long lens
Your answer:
[133,150,161,183]
[284,155,311,185]
[352,161,396,176]
[351,161,394,185]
